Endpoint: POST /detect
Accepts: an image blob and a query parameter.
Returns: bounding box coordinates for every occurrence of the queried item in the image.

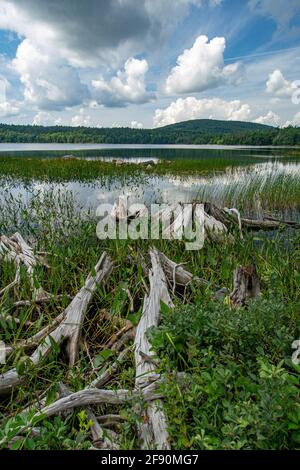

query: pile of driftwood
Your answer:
[0,228,265,450]
[1,201,299,449]
[111,198,300,245]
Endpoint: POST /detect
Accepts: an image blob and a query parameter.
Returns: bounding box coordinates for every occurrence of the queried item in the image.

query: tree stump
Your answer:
[230,265,260,306]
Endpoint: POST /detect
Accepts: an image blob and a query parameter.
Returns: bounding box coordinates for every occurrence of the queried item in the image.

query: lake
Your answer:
[0,144,299,224]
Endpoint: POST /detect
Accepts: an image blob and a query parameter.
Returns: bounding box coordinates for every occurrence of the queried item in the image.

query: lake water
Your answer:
[0,144,299,221]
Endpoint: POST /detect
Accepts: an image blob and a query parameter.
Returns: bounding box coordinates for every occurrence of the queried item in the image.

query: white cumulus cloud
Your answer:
[284,111,300,127]
[254,110,281,126]
[0,100,20,117]
[71,108,92,127]
[130,121,144,129]
[165,35,242,95]
[153,97,251,127]
[92,57,155,107]
[266,69,297,98]
[12,39,89,111]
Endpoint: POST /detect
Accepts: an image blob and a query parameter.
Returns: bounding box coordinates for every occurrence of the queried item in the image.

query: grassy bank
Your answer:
[0,190,299,449]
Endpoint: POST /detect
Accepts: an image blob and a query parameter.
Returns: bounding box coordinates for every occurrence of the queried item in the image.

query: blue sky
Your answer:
[0,0,299,128]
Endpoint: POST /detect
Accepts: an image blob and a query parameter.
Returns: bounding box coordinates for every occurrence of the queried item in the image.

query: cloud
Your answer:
[130,121,144,129]
[92,58,155,107]
[165,35,242,95]
[71,108,92,127]
[32,112,51,125]
[11,39,89,111]
[254,111,281,126]
[0,75,20,117]
[249,0,300,30]
[0,99,19,117]
[0,0,220,68]
[284,111,300,127]
[153,97,251,127]
[32,111,63,126]
[266,69,297,98]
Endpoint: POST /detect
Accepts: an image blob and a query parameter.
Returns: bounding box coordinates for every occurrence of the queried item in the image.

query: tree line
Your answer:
[0,123,299,145]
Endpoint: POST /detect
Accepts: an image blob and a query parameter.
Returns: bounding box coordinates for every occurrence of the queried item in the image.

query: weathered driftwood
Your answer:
[160,203,230,244]
[291,340,300,365]
[0,232,49,300]
[203,212,230,243]
[157,249,208,291]
[111,196,147,221]
[4,310,67,356]
[0,252,113,396]
[104,320,134,349]
[13,294,72,308]
[230,265,261,306]
[162,204,193,240]
[205,202,297,232]
[134,248,173,450]
[26,379,165,426]
[97,414,125,426]
[264,216,300,228]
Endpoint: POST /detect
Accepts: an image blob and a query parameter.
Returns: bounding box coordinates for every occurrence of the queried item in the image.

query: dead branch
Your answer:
[157,250,208,289]
[0,232,49,300]
[0,252,113,396]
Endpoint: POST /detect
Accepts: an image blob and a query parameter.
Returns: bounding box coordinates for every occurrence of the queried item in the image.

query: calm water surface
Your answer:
[0,145,299,219]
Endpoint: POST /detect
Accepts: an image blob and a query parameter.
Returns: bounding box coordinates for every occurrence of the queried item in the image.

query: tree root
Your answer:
[0,232,50,300]
[0,252,113,396]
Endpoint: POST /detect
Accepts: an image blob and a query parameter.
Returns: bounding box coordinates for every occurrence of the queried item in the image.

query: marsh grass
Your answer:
[0,163,299,449]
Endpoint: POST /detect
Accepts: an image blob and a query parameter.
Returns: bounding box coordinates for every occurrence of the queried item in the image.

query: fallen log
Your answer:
[134,248,173,450]
[22,379,166,425]
[0,252,113,396]
[204,202,297,232]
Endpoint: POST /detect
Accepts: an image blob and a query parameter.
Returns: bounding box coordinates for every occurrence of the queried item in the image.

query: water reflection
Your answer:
[1,160,300,219]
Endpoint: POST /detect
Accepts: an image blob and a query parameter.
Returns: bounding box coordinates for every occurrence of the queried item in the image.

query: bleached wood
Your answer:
[157,250,208,289]
[0,232,49,300]
[0,252,113,396]
[134,248,173,450]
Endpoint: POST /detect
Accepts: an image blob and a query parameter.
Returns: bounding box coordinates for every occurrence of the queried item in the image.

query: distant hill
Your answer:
[159,119,273,134]
[0,119,299,146]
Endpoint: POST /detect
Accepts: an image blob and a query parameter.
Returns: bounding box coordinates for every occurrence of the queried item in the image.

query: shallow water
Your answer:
[0,146,299,220]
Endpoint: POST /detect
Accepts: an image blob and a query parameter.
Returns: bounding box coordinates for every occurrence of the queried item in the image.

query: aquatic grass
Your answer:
[0,164,299,449]
[189,162,300,216]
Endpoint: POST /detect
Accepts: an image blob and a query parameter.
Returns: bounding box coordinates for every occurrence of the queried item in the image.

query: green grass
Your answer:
[0,188,299,449]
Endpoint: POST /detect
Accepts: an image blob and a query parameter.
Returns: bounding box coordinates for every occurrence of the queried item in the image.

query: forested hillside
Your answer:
[0,119,299,145]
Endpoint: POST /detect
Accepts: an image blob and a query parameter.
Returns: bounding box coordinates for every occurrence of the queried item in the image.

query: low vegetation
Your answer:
[0,187,299,450]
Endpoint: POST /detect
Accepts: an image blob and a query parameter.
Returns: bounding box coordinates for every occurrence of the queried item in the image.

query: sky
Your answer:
[0,0,300,129]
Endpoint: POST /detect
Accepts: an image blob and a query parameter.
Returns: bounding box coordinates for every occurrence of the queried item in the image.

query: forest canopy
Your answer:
[0,119,299,146]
